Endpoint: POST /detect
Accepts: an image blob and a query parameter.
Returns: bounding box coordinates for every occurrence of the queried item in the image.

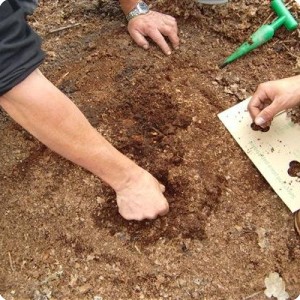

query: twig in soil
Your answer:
[262,12,274,26]
[153,53,164,60]
[277,39,299,44]
[49,23,81,34]
[280,43,299,59]
[55,72,70,86]
[243,290,264,300]
[8,252,15,272]
[150,126,165,137]
[285,0,295,9]
[134,244,142,254]
[149,126,184,160]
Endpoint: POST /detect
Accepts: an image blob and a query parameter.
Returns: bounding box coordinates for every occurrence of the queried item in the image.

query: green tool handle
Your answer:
[271,0,298,31]
[220,24,275,67]
[220,0,298,68]
[271,16,286,31]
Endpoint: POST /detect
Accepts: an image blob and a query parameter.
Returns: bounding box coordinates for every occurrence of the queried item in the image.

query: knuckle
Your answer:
[170,18,177,25]
[166,15,176,21]
[258,82,269,91]
[164,27,173,35]
[148,27,157,35]
[257,83,265,91]
[161,203,169,212]
[147,214,157,220]
[129,213,143,221]
[119,210,134,221]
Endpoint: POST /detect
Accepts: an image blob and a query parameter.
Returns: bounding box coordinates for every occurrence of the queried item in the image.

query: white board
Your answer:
[218,98,300,213]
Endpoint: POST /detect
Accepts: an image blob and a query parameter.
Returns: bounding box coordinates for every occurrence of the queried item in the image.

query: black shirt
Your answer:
[0,0,44,95]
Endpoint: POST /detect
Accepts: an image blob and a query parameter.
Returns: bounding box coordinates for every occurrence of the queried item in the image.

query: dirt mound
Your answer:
[1,0,300,299]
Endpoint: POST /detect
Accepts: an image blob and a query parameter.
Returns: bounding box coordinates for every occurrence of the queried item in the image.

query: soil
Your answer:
[288,161,300,178]
[250,123,270,133]
[0,0,300,299]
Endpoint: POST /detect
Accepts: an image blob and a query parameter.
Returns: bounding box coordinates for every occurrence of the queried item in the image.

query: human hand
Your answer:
[116,170,169,221]
[128,11,179,55]
[248,75,300,127]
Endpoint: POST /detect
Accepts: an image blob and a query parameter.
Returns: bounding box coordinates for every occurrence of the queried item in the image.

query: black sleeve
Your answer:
[0,0,44,96]
[16,0,39,15]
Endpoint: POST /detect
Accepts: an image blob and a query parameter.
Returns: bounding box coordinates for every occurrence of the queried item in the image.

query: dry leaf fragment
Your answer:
[264,272,289,300]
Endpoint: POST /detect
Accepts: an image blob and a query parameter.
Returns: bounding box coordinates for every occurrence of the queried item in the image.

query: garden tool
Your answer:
[219,0,298,68]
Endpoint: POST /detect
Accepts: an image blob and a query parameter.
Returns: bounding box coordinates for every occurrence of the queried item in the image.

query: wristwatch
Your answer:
[126,1,150,21]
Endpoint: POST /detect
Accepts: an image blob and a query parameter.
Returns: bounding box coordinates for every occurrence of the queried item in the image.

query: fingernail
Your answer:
[143,44,149,50]
[255,117,266,126]
[167,51,171,55]
[174,46,179,50]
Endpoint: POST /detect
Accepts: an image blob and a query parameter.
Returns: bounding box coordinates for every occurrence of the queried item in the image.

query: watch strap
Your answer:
[126,1,149,21]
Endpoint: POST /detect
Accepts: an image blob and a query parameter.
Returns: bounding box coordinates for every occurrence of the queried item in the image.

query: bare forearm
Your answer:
[0,69,140,191]
[0,69,169,220]
[119,0,140,14]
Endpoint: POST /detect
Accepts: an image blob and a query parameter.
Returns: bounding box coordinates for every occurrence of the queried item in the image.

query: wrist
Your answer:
[120,0,150,21]
[113,165,146,192]
[120,0,139,15]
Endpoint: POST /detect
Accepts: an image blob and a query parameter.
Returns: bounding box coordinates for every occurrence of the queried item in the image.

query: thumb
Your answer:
[254,102,282,126]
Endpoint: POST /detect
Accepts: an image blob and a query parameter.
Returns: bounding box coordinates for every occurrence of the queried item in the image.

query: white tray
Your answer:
[218,98,300,213]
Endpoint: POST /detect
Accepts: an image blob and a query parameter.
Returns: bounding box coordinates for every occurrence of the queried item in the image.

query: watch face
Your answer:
[127,1,149,21]
[137,2,149,13]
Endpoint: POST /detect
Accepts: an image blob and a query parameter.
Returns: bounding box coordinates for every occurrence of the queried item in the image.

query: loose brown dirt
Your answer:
[0,1,300,299]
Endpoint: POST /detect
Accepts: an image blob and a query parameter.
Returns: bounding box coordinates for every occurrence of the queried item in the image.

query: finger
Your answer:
[255,101,283,127]
[159,184,165,193]
[161,26,179,50]
[162,18,179,49]
[158,202,169,217]
[148,28,172,55]
[147,207,168,220]
[121,211,144,221]
[146,213,158,220]
[248,83,272,121]
[164,14,176,22]
[169,32,180,50]
[129,28,150,50]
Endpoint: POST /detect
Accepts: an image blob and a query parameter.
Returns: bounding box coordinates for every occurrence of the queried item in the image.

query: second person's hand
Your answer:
[127,11,179,55]
[248,75,300,127]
